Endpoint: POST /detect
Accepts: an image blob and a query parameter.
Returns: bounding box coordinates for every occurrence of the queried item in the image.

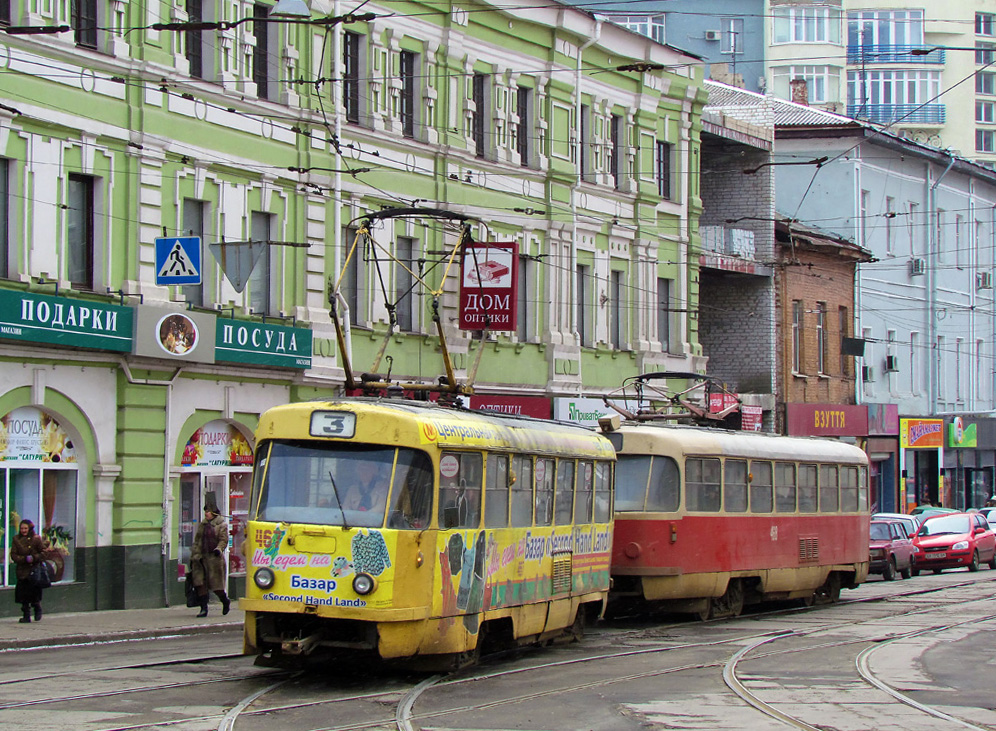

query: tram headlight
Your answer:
[952,541,969,551]
[353,572,376,595]
[254,567,276,590]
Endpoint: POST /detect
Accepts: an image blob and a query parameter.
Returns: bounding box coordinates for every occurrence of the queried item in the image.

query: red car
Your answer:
[912,512,996,575]
[869,519,915,580]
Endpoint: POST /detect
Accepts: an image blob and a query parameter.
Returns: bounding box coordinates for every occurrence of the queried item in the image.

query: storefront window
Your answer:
[178,420,253,580]
[1,408,79,586]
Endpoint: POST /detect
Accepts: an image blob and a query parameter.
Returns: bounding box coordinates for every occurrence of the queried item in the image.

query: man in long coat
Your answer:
[191,495,231,617]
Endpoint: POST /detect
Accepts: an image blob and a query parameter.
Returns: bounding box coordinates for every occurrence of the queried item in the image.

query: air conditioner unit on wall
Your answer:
[909,258,926,276]
[862,365,875,382]
[884,355,899,372]
[978,271,993,289]
[705,30,722,41]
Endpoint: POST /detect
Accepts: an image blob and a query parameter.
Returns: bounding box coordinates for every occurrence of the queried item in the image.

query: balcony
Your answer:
[847,104,946,125]
[846,44,945,64]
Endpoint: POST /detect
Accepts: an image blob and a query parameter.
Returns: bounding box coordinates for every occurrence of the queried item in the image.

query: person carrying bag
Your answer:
[190,494,232,618]
[10,519,46,623]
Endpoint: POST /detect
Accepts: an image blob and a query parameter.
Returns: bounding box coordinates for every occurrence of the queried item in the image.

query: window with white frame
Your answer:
[657,277,672,352]
[792,300,803,373]
[772,65,837,104]
[978,101,996,123]
[721,17,744,54]
[847,70,940,107]
[399,50,418,139]
[816,302,827,374]
[182,198,206,306]
[977,72,996,95]
[772,5,842,44]
[956,337,964,402]
[67,174,95,291]
[847,10,923,47]
[604,14,665,44]
[978,129,996,153]
[977,42,996,65]
[859,189,870,245]
[610,270,625,349]
[576,263,590,347]
[248,211,273,316]
[910,331,919,395]
[979,13,996,37]
[394,236,416,332]
[936,334,945,402]
[343,32,363,125]
[72,0,98,49]
[885,196,895,255]
[955,214,965,268]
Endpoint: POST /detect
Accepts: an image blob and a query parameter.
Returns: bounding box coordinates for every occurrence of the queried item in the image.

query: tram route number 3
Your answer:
[309,411,357,439]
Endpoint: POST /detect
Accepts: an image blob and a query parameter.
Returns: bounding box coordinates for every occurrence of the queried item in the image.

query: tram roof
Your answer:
[612,422,868,464]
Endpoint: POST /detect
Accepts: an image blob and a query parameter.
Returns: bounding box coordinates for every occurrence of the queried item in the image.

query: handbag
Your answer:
[30,560,52,590]
[184,570,199,608]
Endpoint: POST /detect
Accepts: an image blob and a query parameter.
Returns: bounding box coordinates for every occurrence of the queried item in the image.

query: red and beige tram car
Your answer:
[602,421,870,618]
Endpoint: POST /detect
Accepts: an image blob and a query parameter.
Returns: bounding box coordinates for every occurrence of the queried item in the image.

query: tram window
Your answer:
[594,461,612,522]
[840,466,859,511]
[775,463,796,512]
[438,452,483,529]
[798,464,817,513]
[255,441,395,528]
[686,458,721,512]
[250,443,270,517]
[510,455,533,527]
[648,456,679,511]
[819,465,839,512]
[858,466,869,511]
[615,455,651,511]
[724,460,748,512]
[555,460,575,525]
[535,458,555,526]
[750,461,773,513]
[387,449,433,530]
[575,461,594,523]
[485,454,510,528]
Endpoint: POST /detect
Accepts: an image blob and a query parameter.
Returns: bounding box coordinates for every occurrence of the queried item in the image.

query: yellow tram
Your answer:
[241,398,615,667]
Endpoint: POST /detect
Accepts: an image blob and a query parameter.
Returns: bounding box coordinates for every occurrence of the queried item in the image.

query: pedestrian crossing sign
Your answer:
[155,236,202,285]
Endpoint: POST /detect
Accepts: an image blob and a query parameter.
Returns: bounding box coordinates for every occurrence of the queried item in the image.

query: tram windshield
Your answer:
[614,454,680,512]
[253,441,434,529]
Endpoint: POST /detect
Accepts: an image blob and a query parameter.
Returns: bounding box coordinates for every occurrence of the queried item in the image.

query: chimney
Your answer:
[790,78,809,106]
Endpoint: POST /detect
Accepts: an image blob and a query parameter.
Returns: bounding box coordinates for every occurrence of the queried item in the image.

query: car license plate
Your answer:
[932,553,946,559]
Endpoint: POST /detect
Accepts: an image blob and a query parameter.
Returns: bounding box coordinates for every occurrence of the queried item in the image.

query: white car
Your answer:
[872,512,922,539]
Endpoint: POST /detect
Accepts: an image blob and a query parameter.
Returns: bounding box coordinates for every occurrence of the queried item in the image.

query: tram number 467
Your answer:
[310,411,357,438]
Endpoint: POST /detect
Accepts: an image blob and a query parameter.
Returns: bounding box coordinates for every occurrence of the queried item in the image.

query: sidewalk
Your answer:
[0,602,243,651]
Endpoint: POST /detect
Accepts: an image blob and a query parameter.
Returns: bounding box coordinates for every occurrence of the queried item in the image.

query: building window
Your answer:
[956,338,964,402]
[838,306,849,376]
[721,17,744,54]
[885,196,895,255]
[67,174,94,290]
[340,226,361,324]
[516,256,529,342]
[72,0,97,48]
[860,189,870,245]
[604,14,665,44]
[936,208,946,263]
[610,270,624,349]
[248,212,272,316]
[252,3,270,99]
[472,73,486,158]
[580,104,592,181]
[936,334,945,402]
[0,0,10,24]
[656,140,672,200]
[185,0,203,78]
[772,5,842,44]
[772,65,837,104]
[955,215,965,268]
[343,32,361,124]
[908,202,920,255]
[816,302,827,374]
[979,72,996,95]
[792,300,803,373]
[910,331,919,395]
[609,114,621,189]
[658,277,672,352]
[576,263,590,347]
[399,50,416,138]
[395,236,415,332]
[847,9,923,47]
[978,43,996,65]
[847,70,940,107]
[976,339,985,404]
[182,199,206,306]
[0,159,8,279]
[978,130,996,153]
[516,86,531,167]
[978,101,996,123]
[979,13,996,37]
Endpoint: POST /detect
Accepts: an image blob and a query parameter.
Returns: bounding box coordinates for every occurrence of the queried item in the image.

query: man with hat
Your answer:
[190,493,231,617]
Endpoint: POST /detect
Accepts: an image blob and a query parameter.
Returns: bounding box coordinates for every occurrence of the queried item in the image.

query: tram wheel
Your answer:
[726,579,744,617]
[819,572,842,602]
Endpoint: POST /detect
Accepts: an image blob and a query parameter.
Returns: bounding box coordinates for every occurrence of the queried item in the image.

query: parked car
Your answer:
[979,507,996,523]
[872,512,921,539]
[912,512,996,575]
[910,505,958,516]
[869,519,916,580]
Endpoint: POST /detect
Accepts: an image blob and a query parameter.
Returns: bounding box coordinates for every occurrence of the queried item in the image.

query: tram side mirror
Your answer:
[443,505,460,529]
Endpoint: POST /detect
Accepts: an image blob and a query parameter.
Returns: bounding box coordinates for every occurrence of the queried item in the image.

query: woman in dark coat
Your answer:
[11,520,45,623]
[190,497,231,617]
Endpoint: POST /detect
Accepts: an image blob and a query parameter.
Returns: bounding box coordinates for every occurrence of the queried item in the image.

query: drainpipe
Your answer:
[570,17,601,348]
[121,361,183,606]
[928,157,955,412]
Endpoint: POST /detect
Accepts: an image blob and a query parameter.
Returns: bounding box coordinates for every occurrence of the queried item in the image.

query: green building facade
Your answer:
[0,0,706,612]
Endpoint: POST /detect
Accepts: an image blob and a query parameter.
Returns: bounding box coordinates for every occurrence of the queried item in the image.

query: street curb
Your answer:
[0,621,242,651]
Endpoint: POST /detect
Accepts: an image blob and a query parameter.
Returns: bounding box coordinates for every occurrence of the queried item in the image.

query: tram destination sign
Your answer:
[459,242,518,331]
[0,289,134,352]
